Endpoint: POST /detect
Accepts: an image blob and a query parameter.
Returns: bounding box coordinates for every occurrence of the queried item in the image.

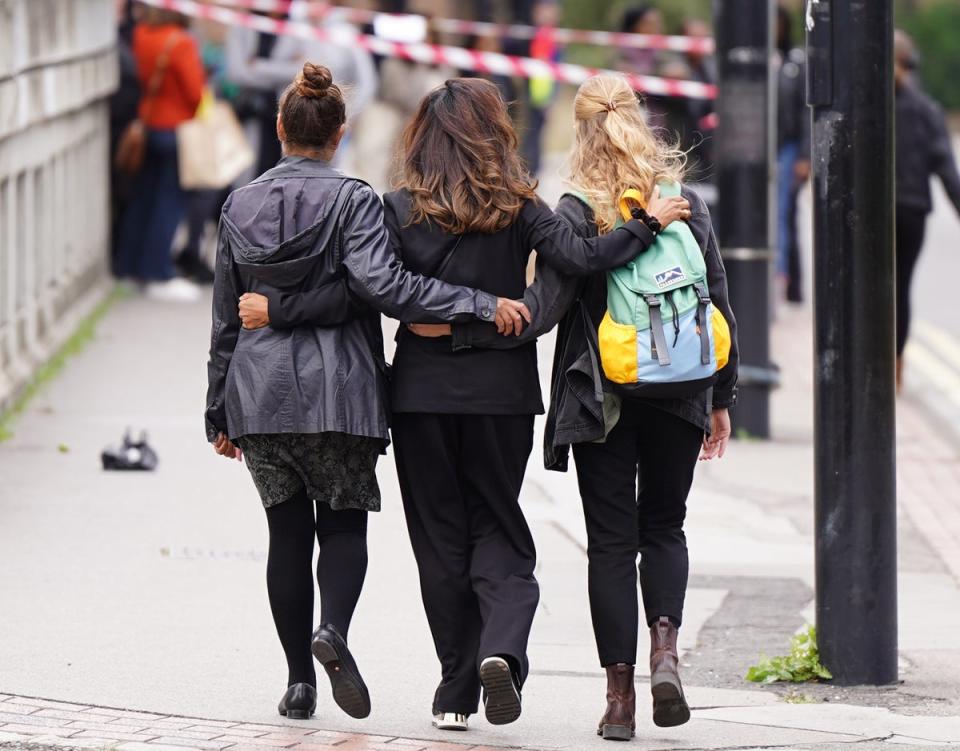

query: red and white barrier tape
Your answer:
[142,0,717,100]
[204,0,715,54]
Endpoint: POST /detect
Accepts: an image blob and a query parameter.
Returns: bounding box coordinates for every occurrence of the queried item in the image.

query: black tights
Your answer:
[265,489,368,687]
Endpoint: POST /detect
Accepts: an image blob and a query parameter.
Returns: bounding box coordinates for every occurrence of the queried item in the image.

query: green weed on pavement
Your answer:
[746,625,833,684]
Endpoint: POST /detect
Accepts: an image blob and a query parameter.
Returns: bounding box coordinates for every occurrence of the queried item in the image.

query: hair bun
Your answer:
[296,63,333,99]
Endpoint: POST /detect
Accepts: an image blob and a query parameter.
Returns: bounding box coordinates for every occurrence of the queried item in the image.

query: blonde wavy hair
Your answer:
[567,75,686,234]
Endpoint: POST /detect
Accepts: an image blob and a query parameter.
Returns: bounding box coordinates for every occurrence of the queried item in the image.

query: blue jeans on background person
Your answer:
[776,140,800,278]
[114,129,184,282]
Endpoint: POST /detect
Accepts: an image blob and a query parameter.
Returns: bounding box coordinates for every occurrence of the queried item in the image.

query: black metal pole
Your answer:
[713,0,777,439]
[808,0,898,684]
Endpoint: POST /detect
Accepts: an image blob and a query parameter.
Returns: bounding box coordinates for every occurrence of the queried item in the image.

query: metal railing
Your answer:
[0,0,118,409]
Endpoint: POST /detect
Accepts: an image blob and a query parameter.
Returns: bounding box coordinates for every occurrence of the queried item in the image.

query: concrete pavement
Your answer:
[1,288,960,749]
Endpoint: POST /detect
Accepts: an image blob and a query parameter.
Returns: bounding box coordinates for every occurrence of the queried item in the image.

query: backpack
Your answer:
[568,183,731,398]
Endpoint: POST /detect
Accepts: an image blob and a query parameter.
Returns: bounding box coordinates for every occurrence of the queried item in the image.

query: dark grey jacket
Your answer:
[451,187,739,471]
[204,157,498,443]
[777,47,810,155]
[895,82,960,216]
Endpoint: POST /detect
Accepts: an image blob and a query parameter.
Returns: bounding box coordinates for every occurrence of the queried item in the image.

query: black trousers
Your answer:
[785,180,804,303]
[572,400,703,667]
[896,205,928,357]
[393,413,539,715]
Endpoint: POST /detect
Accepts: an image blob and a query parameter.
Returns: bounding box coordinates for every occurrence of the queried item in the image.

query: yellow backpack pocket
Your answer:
[598,311,638,384]
[711,307,731,371]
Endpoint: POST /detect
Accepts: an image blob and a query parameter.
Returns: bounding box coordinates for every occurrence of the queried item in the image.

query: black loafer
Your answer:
[311,624,371,719]
[278,682,317,720]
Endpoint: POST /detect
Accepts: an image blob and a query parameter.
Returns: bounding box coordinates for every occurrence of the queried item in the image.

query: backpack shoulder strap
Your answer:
[561,190,592,207]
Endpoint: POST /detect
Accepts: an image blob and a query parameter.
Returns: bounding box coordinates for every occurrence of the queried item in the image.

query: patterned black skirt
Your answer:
[236,432,384,511]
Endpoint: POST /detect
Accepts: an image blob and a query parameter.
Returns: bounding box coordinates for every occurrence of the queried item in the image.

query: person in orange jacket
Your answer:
[114,6,206,301]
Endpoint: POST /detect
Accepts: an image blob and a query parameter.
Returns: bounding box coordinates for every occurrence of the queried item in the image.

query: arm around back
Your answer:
[451,252,582,350]
[341,185,498,323]
[519,198,655,276]
[266,280,367,329]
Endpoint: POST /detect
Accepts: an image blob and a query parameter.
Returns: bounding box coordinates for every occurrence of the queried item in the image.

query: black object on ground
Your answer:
[101,430,159,471]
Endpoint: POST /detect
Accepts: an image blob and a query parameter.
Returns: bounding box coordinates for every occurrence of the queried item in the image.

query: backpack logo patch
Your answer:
[655,266,686,289]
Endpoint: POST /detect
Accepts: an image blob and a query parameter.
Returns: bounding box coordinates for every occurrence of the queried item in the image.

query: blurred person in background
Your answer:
[618,5,675,134]
[894,29,960,391]
[114,4,205,302]
[175,17,234,285]
[775,4,809,303]
[110,0,141,263]
[226,1,377,175]
[519,0,562,177]
[619,4,664,77]
[675,18,715,183]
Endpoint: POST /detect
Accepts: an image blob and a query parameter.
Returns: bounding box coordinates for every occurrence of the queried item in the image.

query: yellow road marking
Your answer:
[906,337,960,409]
[914,320,960,375]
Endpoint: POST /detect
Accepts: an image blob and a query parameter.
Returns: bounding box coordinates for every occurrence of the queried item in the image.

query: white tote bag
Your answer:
[177,98,255,190]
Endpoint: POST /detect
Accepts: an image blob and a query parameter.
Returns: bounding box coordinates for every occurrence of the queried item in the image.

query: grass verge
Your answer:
[0,285,127,443]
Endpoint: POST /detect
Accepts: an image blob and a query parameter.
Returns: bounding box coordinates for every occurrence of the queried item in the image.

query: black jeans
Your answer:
[572,400,703,667]
[895,205,928,357]
[393,412,539,715]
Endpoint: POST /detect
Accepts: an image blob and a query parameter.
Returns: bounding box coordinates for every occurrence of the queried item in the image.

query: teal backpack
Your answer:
[568,182,730,398]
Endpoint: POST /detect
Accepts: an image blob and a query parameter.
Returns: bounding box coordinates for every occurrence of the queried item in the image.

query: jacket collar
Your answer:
[252,155,342,184]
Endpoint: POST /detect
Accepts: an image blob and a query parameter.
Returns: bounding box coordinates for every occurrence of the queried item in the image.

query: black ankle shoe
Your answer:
[278,683,316,720]
[311,624,371,719]
[479,656,522,725]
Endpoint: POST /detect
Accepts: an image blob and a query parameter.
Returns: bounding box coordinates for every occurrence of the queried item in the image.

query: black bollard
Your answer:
[713,0,778,439]
[808,0,898,684]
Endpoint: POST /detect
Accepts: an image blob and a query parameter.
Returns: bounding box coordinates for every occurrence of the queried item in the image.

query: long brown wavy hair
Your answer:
[396,78,538,235]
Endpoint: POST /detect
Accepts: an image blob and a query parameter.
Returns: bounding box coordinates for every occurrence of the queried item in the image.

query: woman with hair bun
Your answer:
[205,63,530,723]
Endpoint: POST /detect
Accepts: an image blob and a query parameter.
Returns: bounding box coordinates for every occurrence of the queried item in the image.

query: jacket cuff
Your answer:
[620,219,656,245]
[712,388,738,409]
[474,291,497,322]
[206,421,223,443]
[266,293,286,328]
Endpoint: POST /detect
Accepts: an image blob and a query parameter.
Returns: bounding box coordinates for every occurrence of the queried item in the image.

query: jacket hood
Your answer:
[221,157,356,265]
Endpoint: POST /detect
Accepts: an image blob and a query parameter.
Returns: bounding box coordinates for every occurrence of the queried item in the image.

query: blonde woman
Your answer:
[426,74,739,740]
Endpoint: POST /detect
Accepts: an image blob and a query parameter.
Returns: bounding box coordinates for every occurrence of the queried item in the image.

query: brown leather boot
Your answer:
[649,617,690,727]
[597,663,635,741]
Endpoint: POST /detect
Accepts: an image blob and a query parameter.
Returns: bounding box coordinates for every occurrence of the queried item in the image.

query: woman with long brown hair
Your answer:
[244,76,687,731]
